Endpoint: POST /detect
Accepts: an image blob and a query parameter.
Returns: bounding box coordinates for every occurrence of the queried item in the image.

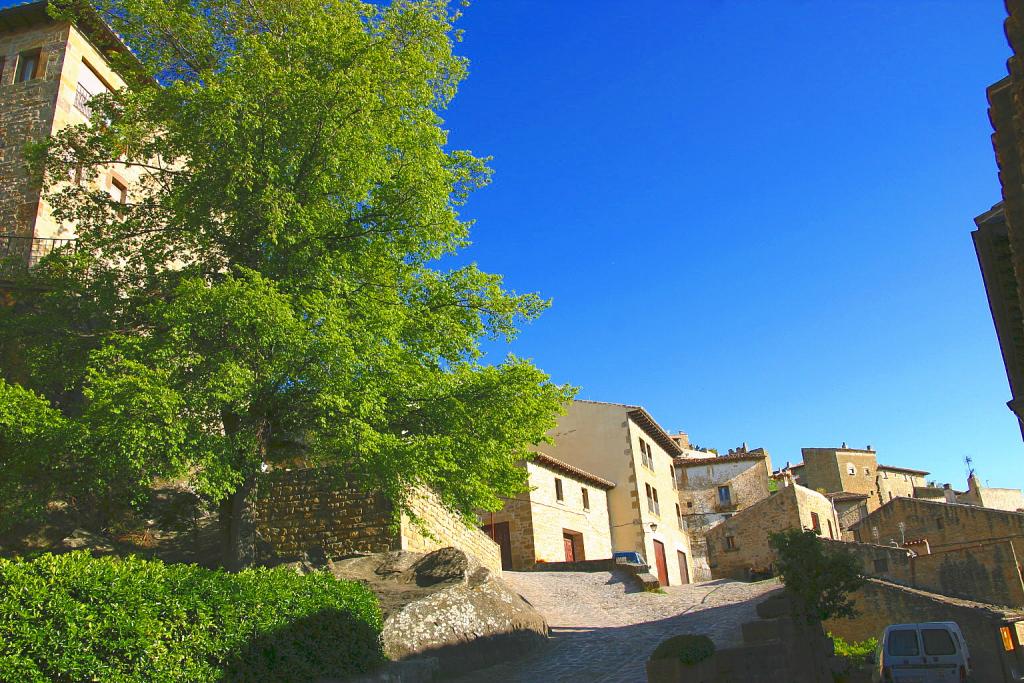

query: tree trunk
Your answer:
[219,477,254,572]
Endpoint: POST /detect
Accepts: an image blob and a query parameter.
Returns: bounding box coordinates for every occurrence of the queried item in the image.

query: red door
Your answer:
[563,533,575,562]
[481,522,513,570]
[653,540,669,586]
[678,551,690,584]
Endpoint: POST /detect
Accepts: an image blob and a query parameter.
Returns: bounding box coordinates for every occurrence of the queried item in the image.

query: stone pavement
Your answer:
[451,569,782,682]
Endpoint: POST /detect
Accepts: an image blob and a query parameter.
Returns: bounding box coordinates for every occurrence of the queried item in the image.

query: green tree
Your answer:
[768,529,865,622]
[0,0,573,567]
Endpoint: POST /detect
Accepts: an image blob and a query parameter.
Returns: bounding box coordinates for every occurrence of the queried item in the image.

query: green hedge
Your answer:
[0,551,384,682]
[650,634,715,665]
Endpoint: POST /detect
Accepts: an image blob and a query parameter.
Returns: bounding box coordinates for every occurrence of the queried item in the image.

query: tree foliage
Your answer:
[0,0,573,559]
[768,529,865,622]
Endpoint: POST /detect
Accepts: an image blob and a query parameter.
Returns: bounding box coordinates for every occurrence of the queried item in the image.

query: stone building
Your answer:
[674,447,772,581]
[851,496,1024,557]
[478,453,614,570]
[959,472,1024,512]
[786,446,928,521]
[705,482,840,580]
[972,1,1024,439]
[536,400,694,586]
[0,1,143,272]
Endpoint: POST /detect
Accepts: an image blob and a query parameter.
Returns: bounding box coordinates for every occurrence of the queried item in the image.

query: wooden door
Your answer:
[677,551,690,585]
[563,533,575,562]
[481,521,513,570]
[652,540,668,586]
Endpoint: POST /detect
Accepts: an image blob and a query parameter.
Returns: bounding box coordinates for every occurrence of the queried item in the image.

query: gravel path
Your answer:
[450,570,781,682]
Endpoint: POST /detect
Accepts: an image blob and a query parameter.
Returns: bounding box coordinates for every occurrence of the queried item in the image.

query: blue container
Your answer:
[613,551,645,565]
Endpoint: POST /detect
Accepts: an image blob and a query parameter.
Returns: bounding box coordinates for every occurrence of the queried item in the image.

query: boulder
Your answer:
[327,547,548,678]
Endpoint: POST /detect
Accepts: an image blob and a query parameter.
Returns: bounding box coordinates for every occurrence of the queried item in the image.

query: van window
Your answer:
[922,629,956,655]
[888,629,920,656]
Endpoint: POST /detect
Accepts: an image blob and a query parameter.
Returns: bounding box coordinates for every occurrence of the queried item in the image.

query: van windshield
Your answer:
[922,629,956,655]
[888,629,920,656]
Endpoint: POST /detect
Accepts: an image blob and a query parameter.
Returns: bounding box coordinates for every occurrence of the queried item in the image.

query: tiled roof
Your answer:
[531,453,615,490]
[675,453,767,466]
[626,407,683,456]
[826,492,869,502]
[878,464,930,475]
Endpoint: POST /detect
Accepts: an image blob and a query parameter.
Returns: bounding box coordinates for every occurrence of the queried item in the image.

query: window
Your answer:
[75,61,109,117]
[888,492,893,501]
[827,519,834,539]
[725,535,736,550]
[675,503,683,530]
[864,467,870,476]
[638,438,654,469]
[581,488,589,510]
[810,511,821,534]
[921,629,956,656]
[873,558,889,573]
[717,486,731,506]
[555,477,563,502]
[16,49,41,83]
[887,630,919,656]
[670,465,676,489]
[111,177,128,204]
[903,474,908,482]
[686,501,693,508]
[882,470,888,479]
[846,463,855,475]
[935,517,944,530]
[645,483,659,516]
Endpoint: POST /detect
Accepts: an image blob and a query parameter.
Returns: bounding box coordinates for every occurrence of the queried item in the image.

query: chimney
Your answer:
[841,441,847,449]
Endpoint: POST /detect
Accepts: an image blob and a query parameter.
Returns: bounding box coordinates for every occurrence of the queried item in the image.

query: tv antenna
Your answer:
[964,455,975,479]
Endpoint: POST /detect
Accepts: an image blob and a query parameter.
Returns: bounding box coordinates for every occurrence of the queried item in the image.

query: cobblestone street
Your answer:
[453,570,781,682]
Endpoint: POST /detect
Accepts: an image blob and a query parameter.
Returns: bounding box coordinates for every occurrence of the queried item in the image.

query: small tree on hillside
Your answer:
[769,529,864,622]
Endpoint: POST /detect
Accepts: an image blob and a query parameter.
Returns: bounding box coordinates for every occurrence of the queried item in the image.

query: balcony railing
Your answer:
[0,235,76,276]
[74,83,94,118]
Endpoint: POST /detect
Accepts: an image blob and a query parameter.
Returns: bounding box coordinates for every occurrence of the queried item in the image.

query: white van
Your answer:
[871,622,971,683]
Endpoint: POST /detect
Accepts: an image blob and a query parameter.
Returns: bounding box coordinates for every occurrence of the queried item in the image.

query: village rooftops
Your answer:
[530,453,615,490]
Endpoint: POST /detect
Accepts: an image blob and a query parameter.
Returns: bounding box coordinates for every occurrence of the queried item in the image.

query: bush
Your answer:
[830,633,877,665]
[0,551,384,682]
[650,634,716,665]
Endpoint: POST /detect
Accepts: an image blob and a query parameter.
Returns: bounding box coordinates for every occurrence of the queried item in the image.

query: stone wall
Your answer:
[851,496,1024,552]
[706,484,840,579]
[0,22,66,237]
[250,468,502,574]
[826,578,1024,683]
[250,469,396,563]
[824,537,1024,608]
[401,488,502,573]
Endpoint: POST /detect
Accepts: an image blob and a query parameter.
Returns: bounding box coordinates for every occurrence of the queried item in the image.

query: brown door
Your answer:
[563,533,575,562]
[678,551,690,584]
[652,540,669,586]
[482,522,513,570]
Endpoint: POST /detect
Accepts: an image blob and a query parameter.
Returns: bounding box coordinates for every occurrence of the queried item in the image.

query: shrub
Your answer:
[0,551,384,682]
[650,634,716,665]
[830,633,877,665]
[769,529,864,622]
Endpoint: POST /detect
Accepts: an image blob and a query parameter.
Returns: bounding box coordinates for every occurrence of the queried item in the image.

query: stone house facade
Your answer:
[536,400,694,586]
[479,453,614,570]
[788,446,928,518]
[674,449,772,581]
[0,1,144,267]
[959,473,1024,512]
[705,482,840,580]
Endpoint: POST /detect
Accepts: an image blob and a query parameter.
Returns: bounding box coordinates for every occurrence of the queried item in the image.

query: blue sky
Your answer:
[443,1,1018,488]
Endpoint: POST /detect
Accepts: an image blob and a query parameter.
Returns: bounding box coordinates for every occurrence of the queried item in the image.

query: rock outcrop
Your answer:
[314,547,548,678]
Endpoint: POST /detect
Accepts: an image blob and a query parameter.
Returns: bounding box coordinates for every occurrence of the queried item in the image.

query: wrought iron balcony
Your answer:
[74,83,94,118]
[0,235,76,276]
